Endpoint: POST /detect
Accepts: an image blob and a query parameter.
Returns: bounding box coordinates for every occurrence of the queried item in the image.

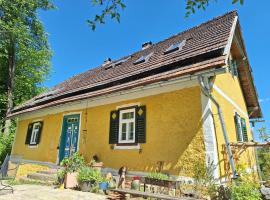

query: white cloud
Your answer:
[259,98,270,103]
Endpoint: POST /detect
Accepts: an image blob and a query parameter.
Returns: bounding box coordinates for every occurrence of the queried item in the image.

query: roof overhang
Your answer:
[228,21,262,119]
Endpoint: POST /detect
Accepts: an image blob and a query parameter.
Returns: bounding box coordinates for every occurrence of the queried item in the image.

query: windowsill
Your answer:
[114,144,140,150]
[28,144,38,148]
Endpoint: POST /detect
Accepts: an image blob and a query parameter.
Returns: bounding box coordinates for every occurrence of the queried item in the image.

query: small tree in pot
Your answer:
[60,153,85,188]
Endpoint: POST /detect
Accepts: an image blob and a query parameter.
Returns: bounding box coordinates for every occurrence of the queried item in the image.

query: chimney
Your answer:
[103,58,112,66]
[142,41,152,50]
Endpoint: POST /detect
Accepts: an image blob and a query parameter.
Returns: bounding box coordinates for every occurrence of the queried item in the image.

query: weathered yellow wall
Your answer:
[211,72,258,178]
[12,86,205,176]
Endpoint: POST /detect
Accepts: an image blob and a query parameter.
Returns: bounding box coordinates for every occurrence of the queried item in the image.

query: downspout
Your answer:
[199,75,238,179]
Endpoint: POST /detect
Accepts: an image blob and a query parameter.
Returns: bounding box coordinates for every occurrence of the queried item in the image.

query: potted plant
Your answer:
[131,176,141,190]
[77,166,102,192]
[60,153,85,188]
[99,176,109,190]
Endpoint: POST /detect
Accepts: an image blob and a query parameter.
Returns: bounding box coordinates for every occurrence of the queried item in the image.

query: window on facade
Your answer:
[30,122,41,145]
[25,121,43,146]
[119,108,136,143]
[109,105,146,145]
[234,113,248,142]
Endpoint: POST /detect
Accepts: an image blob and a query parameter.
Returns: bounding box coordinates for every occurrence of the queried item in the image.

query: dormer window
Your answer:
[133,53,153,65]
[164,40,186,54]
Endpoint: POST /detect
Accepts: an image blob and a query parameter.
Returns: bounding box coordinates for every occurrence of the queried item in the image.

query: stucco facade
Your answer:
[12,85,207,177]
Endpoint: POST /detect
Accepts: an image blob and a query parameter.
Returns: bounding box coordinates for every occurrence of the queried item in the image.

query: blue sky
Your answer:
[39,0,269,139]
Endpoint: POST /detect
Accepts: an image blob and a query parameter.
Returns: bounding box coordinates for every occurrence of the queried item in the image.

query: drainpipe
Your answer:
[199,75,238,179]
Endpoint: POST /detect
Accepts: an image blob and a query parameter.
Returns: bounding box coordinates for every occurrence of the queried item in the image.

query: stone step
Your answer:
[19,176,55,186]
[37,169,58,175]
[27,172,57,182]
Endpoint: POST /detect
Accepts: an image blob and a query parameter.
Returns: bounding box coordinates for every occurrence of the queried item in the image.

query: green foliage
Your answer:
[185,0,244,17]
[88,0,126,30]
[257,126,270,180]
[193,160,218,198]
[231,179,261,200]
[60,153,85,173]
[87,0,244,30]
[56,169,66,185]
[147,172,169,181]
[0,0,53,127]
[257,147,270,180]
[0,120,16,164]
[77,166,103,183]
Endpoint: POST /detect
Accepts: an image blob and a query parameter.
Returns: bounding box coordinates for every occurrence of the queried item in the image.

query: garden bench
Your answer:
[0,155,20,194]
[109,188,197,200]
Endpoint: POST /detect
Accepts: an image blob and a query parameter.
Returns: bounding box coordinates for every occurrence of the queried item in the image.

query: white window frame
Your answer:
[30,122,40,145]
[235,113,244,142]
[118,108,136,144]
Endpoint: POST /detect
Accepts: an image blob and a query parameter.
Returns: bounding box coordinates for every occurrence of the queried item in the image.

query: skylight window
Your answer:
[164,40,186,54]
[133,53,153,65]
[105,57,130,70]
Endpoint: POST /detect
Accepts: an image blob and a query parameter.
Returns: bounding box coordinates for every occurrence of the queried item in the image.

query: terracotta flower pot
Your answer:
[92,162,103,171]
[64,172,78,189]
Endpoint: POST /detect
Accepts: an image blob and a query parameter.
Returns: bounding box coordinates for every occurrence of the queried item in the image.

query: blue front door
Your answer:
[59,114,80,163]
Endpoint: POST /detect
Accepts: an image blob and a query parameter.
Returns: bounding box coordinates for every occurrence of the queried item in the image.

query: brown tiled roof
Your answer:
[9,11,261,118]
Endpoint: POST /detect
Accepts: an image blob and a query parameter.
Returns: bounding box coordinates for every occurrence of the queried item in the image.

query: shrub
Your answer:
[60,152,85,173]
[77,166,102,183]
[0,132,15,164]
[231,180,262,200]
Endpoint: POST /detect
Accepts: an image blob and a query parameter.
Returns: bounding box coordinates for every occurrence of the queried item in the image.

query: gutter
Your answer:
[199,75,238,179]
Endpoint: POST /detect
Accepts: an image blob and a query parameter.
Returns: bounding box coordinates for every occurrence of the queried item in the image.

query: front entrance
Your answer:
[58,114,80,163]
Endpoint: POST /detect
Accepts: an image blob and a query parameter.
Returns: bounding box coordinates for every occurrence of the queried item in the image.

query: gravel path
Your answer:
[0,184,107,200]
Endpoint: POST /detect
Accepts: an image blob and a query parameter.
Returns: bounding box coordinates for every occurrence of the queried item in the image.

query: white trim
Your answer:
[28,145,39,149]
[213,84,248,118]
[201,93,220,180]
[16,68,227,121]
[116,102,141,110]
[118,108,136,144]
[224,16,238,64]
[113,144,141,150]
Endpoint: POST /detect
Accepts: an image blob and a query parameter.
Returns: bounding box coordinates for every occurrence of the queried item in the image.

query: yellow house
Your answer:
[9,11,262,182]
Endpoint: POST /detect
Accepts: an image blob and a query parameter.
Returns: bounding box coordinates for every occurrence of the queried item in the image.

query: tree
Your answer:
[0,0,54,135]
[88,0,244,30]
[257,126,270,180]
